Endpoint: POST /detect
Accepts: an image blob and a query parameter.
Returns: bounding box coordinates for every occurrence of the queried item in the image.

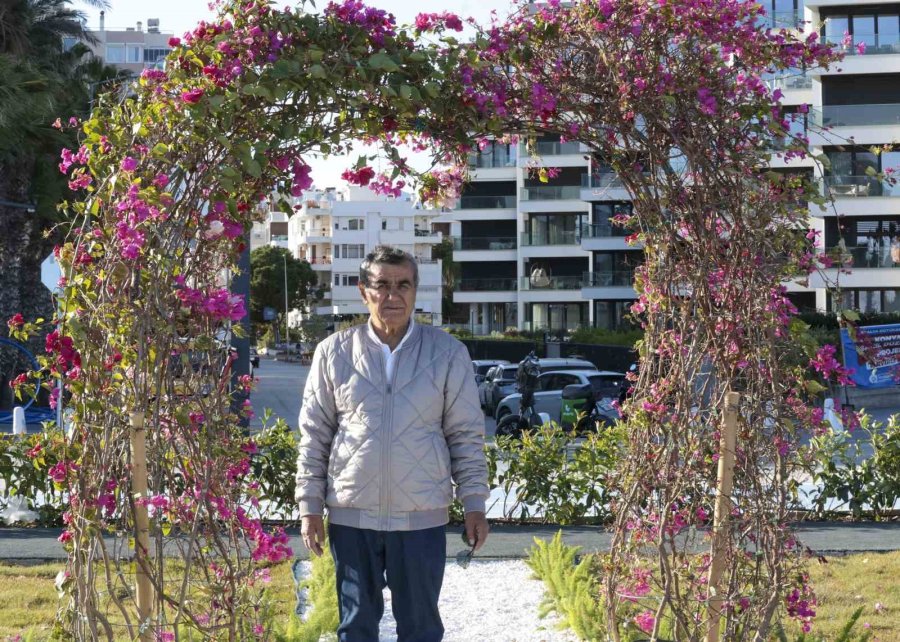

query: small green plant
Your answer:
[526,531,606,641]
[273,542,339,642]
[251,415,301,521]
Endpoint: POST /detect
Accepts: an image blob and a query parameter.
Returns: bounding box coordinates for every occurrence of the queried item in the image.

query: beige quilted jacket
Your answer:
[295,323,489,531]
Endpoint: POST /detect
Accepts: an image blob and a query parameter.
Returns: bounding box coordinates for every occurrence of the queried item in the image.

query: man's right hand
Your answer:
[301,515,325,557]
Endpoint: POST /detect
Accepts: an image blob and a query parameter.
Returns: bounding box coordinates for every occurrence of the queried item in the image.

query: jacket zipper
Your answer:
[380,344,402,530]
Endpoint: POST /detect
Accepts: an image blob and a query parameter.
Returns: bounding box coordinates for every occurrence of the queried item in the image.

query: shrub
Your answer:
[526,531,606,641]
[273,545,339,642]
[569,327,644,348]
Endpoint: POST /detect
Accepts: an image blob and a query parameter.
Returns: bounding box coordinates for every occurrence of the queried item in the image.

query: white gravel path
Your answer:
[298,559,579,641]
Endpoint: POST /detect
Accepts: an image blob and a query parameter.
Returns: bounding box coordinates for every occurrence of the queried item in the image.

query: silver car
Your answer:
[472,359,509,386]
[482,358,598,416]
[494,369,625,426]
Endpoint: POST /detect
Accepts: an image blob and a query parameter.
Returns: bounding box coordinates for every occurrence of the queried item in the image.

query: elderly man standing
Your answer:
[296,245,489,642]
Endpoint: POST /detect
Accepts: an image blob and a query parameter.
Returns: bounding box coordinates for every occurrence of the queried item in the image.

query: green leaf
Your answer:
[399,85,413,100]
[842,309,860,322]
[368,52,400,72]
[309,64,327,79]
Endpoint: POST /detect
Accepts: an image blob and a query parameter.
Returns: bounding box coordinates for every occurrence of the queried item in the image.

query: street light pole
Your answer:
[283,252,290,345]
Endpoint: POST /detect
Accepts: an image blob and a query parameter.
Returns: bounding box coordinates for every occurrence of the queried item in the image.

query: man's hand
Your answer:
[301,515,325,557]
[464,511,489,552]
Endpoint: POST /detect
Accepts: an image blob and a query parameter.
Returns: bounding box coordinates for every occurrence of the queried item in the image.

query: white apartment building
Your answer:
[77,13,173,75]
[288,186,445,324]
[451,1,900,336]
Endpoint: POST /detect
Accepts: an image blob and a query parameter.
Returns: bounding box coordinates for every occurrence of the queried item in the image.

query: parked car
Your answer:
[472,359,509,385]
[478,364,505,410]
[483,357,597,416]
[494,369,625,428]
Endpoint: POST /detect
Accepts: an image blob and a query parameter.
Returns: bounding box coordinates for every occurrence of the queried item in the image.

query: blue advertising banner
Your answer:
[840,323,900,388]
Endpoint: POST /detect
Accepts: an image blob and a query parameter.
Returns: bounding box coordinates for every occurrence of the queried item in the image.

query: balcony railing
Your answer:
[414,228,439,237]
[520,230,581,246]
[582,270,636,287]
[811,103,900,128]
[764,73,813,91]
[582,222,630,238]
[830,35,900,56]
[822,243,900,268]
[270,234,289,241]
[521,185,583,201]
[467,152,515,168]
[458,195,516,209]
[520,275,583,290]
[452,237,516,251]
[458,278,517,291]
[757,11,800,30]
[823,176,899,198]
[581,173,626,189]
[529,141,583,156]
[415,257,439,264]
[298,229,332,238]
[306,258,332,265]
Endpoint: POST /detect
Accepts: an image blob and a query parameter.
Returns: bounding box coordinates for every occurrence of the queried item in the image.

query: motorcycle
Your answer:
[494,351,550,439]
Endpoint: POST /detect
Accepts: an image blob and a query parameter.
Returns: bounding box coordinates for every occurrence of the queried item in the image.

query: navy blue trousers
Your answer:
[328,523,446,642]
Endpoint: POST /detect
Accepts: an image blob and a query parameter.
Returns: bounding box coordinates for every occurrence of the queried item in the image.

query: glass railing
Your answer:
[521,185,583,201]
[582,222,630,238]
[270,234,289,241]
[829,35,900,56]
[520,230,581,246]
[451,236,517,251]
[467,152,515,168]
[582,270,636,287]
[581,173,626,189]
[458,278,517,291]
[530,141,583,155]
[823,176,900,198]
[822,243,900,268]
[764,73,812,91]
[520,275,583,290]
[756,11,800,30]
[299,229,332,238]
[458,195,516,209]
[811,103,900,127]
[414,228,439,237]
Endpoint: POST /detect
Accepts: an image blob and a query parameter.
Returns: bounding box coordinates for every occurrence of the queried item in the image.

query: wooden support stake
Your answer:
[130,411,154,640]
[706,391,740,642]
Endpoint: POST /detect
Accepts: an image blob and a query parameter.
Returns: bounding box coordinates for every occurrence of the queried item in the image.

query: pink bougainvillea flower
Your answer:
[634,610,656,633]
[120,157,138,172]
[181,88,204,104]
[168,37,181,47]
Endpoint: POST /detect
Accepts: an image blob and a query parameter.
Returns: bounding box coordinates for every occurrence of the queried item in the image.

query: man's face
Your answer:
[358,262,417,332]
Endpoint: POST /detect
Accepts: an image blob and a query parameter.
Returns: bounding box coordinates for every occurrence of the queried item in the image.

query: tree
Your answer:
[0,0,115,338]
[249,245,318,325]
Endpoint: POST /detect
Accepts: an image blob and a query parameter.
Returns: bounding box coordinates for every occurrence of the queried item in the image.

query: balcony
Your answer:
[520,230,580,246]
[521,185,582,201]
[581,174,626,189]
[823,176,900,198]
[811,103,900,128]
[756,11,800,30]
[452,237,516,251]
[306,258,332,271]
[414,228,442,242]
[582,270,635,287]
[457,278,517,291]
[457,195,517,209]
[520,275,583,290]
[822,243,900,269]
[297,229,332,243]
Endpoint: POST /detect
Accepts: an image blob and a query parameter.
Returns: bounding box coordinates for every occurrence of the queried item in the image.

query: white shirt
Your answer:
[367,317,415,381]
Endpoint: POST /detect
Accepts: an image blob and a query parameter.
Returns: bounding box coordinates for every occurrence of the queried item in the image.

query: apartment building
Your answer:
[451,1,900,336]
[78,13,173,75]
[803,0,900,314]
[250,210,289,252]
[452,137,640,335]
[288,186,444,324]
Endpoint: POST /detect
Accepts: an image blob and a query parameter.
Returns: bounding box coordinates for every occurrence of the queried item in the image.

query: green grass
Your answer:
[1,552,897,641]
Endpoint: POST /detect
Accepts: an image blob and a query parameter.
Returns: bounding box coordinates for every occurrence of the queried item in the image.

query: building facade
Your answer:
[451,1,900,335]
[78,13,173,75]
[288,186,444,324]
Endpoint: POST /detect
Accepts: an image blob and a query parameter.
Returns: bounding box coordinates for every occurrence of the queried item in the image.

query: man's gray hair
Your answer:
[359,245,419,287]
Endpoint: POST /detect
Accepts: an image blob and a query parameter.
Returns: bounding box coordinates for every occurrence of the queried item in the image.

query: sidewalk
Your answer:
[1,522,897,563]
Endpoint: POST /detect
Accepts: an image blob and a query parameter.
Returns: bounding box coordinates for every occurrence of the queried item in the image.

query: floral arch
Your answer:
[8,0,847,639]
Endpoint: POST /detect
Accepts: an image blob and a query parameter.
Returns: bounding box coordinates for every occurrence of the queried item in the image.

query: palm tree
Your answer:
[0,0,113,334]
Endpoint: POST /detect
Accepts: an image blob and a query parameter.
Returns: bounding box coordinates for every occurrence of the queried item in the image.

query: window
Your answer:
[143,47,171,64]
[824,16,849,46]
[382,220,387,230]
[334,274,359,286]
[127,45,143,63]
[347,218,365,230]
[339,244,365,259]
[105,44,125,63]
